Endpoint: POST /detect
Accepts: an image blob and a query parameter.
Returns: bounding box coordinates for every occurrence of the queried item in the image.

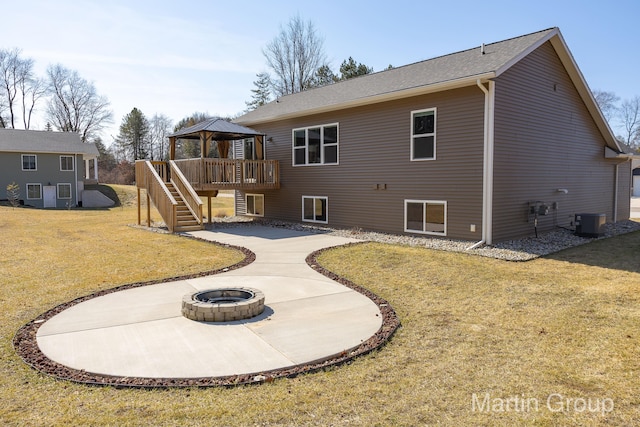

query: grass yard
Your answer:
[1,186,639,426]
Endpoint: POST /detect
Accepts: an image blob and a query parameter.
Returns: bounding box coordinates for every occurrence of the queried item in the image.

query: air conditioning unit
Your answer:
[575,213,605,237]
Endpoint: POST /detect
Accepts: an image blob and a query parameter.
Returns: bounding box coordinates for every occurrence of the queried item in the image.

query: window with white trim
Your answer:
[22,154,37,170]
[411,108,436,160]
[60,155,74,171]
[27,183,41,200]
[405,200,446,235]
[57,183,72,199]
[302,196,328,223]
[246,194,264,216]
[293,123,338,166]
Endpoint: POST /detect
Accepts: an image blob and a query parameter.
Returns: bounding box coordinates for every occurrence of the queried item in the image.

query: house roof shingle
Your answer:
[0,129,99,156]
[234,27,621,152]
[235,28,557,125]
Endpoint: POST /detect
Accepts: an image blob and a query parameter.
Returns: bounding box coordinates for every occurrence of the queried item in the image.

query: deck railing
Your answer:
[173,158,280,190]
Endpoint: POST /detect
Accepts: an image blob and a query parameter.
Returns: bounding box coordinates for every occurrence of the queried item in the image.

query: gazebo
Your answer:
[168,117,265,161]
[135,118,279,232]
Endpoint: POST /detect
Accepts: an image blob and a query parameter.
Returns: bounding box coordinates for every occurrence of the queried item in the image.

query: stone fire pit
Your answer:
[181,287,265,322]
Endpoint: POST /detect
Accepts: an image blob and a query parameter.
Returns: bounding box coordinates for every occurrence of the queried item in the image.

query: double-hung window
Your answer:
[27,183,42,200]
[302,196,328,223]
[405,200,446,235]
[22,154,37,170]
[411,108,436,160]
[60,155,74,171]
[293,123,338,166]
[57,183,72,199]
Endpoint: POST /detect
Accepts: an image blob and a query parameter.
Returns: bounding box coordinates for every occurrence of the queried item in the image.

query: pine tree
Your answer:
[245,72,272,111]
[338,57,373,80]
[116,107,150,161]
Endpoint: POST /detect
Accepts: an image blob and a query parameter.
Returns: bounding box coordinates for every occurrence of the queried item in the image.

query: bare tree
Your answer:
[592,89,619,123]
[46,64,113,142]
[19,75,46,129]
[618,96,640,149]
[263,15,326,97]
[149,113,173,160]
[0,48,34,128]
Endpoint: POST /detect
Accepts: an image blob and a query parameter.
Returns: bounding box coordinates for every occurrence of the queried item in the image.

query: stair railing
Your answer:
[136,160,178,232]
[169,160,203,225]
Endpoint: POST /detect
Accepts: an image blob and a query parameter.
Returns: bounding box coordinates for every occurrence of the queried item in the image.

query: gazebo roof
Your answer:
[168,117,263,140]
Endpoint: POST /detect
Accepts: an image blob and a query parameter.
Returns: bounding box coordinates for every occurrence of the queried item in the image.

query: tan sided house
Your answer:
[136,28,634,243]
[0,129,99,208]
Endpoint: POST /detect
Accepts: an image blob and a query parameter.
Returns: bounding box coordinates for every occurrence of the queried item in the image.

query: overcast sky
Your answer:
[2,0,639,143]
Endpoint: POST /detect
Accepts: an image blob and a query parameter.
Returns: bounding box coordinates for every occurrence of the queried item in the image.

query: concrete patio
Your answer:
[35,226,384,379]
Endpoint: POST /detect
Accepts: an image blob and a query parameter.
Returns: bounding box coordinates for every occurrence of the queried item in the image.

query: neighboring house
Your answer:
[230,27,634,244]
[0,129,99,208]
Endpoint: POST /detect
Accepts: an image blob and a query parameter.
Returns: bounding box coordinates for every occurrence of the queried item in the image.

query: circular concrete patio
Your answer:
[15,225,399,387]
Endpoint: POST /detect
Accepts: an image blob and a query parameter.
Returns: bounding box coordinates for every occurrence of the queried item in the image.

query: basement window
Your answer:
[405,200,446,235]
[27,183,42,199]
[246,194,264,216]
[302,196,328,223]
[57,183,72,199]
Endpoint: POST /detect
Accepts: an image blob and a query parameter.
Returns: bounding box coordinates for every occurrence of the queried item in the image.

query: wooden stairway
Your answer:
[136,160,204,233]
[166,182,203,232]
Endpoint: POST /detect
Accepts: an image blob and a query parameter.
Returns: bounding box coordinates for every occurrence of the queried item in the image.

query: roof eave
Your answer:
[235,73,496,126]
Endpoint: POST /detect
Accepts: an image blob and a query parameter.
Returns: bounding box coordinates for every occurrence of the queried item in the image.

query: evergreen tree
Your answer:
[338,57,373,80]
[245,72,272,111]
[309,64,337,88]
[116,107,150,161]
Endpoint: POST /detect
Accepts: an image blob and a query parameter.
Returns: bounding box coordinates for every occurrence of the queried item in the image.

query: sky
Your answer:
[2,0,639,144]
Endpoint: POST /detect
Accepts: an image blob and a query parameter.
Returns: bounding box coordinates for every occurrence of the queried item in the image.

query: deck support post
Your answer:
[137,187,141,225]
[146,191,151,227]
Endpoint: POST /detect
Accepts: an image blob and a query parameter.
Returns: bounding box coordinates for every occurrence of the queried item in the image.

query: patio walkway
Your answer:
[35,226,384,380]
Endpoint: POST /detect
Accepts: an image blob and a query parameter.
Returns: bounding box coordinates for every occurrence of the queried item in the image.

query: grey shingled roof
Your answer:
[235,28,558,125]
[0,129,99,156]
[169,117,263,140]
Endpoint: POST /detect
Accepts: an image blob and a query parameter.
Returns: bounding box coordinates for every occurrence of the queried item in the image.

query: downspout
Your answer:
[613,163,619,222]
[74,153,79,207]
[468,79,495,250]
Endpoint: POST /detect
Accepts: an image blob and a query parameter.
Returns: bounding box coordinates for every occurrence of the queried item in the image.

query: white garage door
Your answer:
[634,176,640,197]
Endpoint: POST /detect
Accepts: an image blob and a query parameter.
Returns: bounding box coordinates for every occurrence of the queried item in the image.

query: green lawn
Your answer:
[1,187,638,426]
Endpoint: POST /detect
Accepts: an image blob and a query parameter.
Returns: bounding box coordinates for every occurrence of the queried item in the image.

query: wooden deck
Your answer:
[135,158,280,232]
[173,158,280,191]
